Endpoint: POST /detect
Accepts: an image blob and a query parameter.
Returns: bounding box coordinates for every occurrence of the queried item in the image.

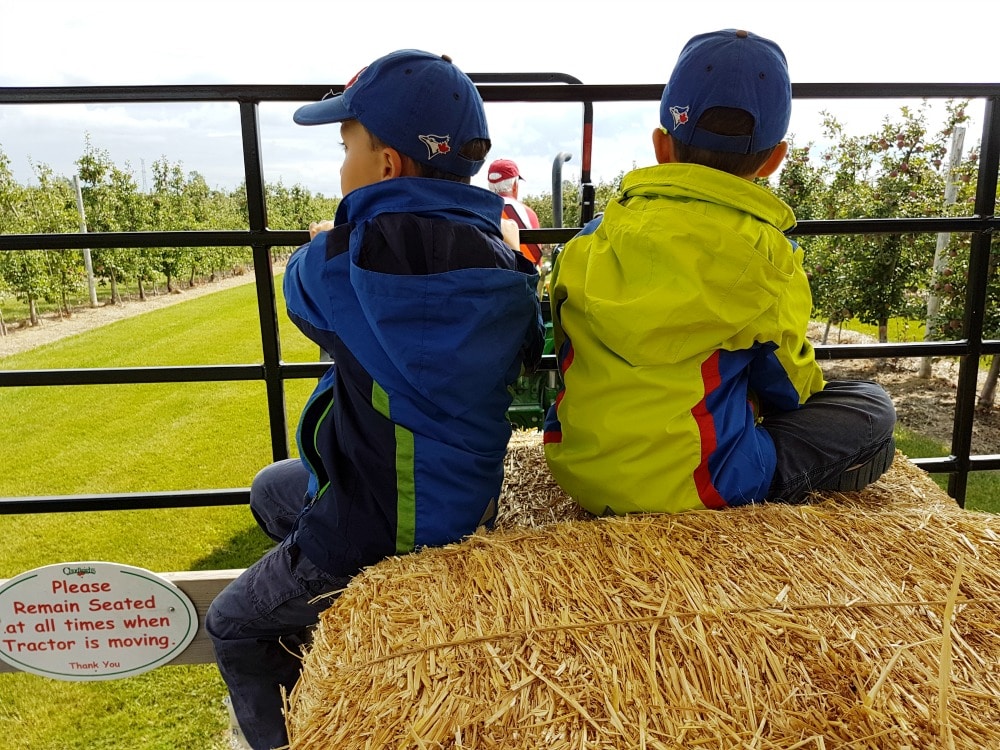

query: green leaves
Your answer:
[773,100,981,342]
[0,139,337,325]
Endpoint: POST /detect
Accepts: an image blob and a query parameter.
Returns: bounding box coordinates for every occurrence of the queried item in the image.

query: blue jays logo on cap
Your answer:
[419,134,452,159]
[293,49,490,177]
[344,67,367,90]
[669,106,691,128]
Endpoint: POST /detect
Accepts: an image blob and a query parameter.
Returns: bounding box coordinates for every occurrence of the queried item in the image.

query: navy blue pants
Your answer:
[206,459,346,750]
[766,379,897,501]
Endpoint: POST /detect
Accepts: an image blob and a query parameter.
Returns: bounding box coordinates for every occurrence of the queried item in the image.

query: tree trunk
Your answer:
[28,297,39,326]
[875,318,889,369]
[110,272,121,305]
[978,357,1000,412]
[921,127,965,381]
[138,277,146,301]
[0,308,7,336]
[822,319,832,346]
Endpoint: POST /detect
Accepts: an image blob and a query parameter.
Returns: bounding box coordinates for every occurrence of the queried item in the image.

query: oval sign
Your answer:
[0,561,198,681]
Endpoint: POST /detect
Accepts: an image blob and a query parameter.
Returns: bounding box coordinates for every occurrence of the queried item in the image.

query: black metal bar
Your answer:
[0,365,263,387]
[9,342,990,391]
[7,82,999,105]
[0,363,344,389]
[947,96,1000,504]
[2,447,997,517]
[913,454,1000,473]
[0,229,306,251]
[7,216,999,255]
[789,216,998,236]
[240,100,291,464]
[469,73,584,85]
[0,489,250,514]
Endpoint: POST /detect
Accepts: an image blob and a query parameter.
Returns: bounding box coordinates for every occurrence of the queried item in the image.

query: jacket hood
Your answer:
[316,179,540,418]
[580,163,799,366]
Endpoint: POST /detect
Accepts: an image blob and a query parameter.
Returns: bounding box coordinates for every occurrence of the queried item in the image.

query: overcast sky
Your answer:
[1,0,996,203]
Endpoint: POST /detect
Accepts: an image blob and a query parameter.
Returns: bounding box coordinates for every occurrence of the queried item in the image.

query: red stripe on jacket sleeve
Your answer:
[690,351,728,509]
[543,341,574,445]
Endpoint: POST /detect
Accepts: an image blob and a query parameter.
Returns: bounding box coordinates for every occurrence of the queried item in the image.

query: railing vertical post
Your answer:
[240,100,290,463]
[579,102,595,224]
[948,96,1000,505]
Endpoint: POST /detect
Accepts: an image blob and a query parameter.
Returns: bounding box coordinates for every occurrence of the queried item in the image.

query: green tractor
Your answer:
[506,297,559,430]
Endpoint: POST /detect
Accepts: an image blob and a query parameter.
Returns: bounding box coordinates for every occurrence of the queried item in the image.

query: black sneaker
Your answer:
[831,437,896,492]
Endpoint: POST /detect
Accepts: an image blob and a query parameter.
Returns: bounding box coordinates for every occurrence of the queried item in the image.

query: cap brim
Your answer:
[293,94,353,126]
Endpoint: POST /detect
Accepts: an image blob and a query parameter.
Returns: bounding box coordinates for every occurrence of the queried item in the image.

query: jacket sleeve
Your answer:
[748,265,826,411]
[521,300,545,375]
[283,227,351,344]
[547,215,601,359]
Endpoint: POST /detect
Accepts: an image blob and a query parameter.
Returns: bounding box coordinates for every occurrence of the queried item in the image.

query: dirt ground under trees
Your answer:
[3,282,997,455]
[809,322,1000,456]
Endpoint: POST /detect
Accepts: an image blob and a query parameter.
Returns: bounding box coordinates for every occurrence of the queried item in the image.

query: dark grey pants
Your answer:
[206,459,345,750]
[765,379,897,502]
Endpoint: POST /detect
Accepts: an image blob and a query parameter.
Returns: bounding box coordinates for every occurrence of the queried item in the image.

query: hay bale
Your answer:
[495,429,591,530]
[286,432,1000,749]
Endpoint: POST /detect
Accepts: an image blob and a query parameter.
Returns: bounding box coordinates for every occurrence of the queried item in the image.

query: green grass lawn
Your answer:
[0,285,995,748]
[821,316,926,343]
[894,427,1000,513]
[0,276,318,749]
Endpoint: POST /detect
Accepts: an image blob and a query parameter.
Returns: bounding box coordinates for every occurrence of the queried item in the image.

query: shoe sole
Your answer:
[832,437,896,492]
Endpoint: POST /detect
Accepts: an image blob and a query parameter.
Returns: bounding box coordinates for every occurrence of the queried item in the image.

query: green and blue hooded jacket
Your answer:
[544,162,825,515]
[285,177,543,577]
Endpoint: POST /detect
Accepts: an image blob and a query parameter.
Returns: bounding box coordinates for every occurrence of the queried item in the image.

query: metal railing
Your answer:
[1,79,998,512]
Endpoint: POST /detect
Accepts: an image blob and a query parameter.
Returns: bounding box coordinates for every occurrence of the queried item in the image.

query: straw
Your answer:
[285,431,1000,749]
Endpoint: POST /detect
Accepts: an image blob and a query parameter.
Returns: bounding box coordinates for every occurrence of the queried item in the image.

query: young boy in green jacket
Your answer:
[543,29,896,516]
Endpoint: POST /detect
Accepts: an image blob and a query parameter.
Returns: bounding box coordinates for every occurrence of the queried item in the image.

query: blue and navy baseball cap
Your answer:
[293,49,490,178]
[660,29,791,155]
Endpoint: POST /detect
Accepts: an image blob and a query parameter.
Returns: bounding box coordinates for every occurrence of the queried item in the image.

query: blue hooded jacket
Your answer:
[283,177,543,577]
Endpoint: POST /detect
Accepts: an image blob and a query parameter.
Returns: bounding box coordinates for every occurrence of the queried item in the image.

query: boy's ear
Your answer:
[652,127,675,165]
[754,141,788,178]
[382,146,405,180]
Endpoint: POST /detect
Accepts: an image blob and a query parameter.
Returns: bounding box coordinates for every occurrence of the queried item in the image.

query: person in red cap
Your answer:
[487,158,544,265]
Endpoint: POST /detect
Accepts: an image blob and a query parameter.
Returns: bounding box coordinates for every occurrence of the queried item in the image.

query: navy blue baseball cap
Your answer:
[293,49,490,177]
[660,29,791,155]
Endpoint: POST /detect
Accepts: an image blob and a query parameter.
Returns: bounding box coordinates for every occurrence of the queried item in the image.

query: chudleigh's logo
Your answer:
[62,565,97,577]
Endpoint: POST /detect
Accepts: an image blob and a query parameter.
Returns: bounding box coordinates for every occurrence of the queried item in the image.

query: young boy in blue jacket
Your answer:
[207,49,543,750]
[544,30,896,516]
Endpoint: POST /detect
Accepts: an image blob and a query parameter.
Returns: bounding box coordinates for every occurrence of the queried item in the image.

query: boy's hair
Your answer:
[661,29,791,168]
[293,49,490,179]
[366,128,490,184]
[667,107,778,176]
